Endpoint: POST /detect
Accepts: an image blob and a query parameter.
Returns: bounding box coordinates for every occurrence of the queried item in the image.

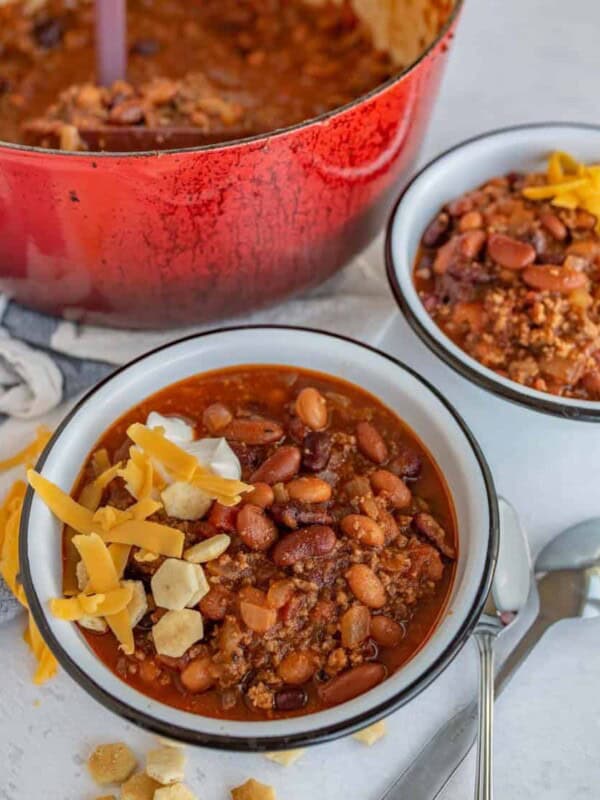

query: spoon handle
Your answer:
[474,630,496,800]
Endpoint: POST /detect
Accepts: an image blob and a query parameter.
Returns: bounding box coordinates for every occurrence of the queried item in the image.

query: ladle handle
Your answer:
[474,630,496,800]
[95,0,127,86]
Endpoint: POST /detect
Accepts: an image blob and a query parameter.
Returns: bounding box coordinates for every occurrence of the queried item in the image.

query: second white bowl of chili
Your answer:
[386,122,600,420]
[20,326,498,750]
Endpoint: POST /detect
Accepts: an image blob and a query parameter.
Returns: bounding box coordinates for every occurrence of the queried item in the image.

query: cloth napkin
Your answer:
[0,236,396,621]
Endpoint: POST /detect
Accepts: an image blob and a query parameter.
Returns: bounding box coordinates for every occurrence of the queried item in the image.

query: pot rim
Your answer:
[0,0,463,160]
[385,120,600,422]
[19,323,498,751]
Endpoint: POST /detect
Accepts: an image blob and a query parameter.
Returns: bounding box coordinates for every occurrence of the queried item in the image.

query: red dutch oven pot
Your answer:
[0,2,462,329]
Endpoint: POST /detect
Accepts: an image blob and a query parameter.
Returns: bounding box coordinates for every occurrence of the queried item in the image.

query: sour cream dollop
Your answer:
[146,412,241,481]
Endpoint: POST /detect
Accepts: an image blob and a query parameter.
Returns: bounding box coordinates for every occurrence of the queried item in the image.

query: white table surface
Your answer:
[2,1,600,798]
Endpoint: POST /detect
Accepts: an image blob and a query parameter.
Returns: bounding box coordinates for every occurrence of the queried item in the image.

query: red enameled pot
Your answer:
[0,2,462,329]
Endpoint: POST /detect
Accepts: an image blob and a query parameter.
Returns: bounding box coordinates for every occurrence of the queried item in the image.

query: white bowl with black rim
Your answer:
[386,121,600,421]
[20,325,498,750]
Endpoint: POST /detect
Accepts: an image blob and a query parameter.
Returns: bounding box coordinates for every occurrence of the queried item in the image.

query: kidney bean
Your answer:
[320,663,386,706]
[278,651,315,684]
[422,212,450,247]
[274,687,308,711]
[180,657,216,694]
[295,387,328,430]
[223,418,283,445]
[208,502,238,533]
[272,525,336,567]
[369,470,411,508]
[370,615,404,647]
[388,446,422,479]
[244,482,274,508]
[346,564,386,608]
[488,233,535,269]
[131,37,160,56]
[340,604,370,648]
[250,446,301,484]
[356,421,388,464]
[202,402,233,433]
[302,431,332,471]
[340,514,384,547]
[236,504,278,551]
[523,265,588,293]
[541,212,567,241]
[33,17,64,48]
[287,476,332,503]
[199,585,232,620]
[413,512,456,559]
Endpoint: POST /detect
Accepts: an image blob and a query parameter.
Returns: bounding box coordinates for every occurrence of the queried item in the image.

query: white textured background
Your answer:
[2,1,600,799]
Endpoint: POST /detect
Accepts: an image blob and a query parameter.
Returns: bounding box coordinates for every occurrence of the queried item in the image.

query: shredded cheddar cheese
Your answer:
[523,151,600,229]
[0,431,58,684]
[127,423,198,483]
[27,469,97,534]
[100,519,184,558]
[51,584,134,620]
[0,426,51,471]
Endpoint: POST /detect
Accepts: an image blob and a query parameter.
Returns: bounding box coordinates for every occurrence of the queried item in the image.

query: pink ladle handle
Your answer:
[95,0,127,86]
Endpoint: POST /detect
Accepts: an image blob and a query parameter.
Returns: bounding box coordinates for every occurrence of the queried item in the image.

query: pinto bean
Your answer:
[244,482,274,508]
[488,233,535,269]
[278,651,315,684]
[356,422,388,464]
[369,470,411,508]
[240,600,277,633]
[346,564,386,608]
[180,657,216,694]
[541,212,567,241]
[250,446,301,484]
[370,615,404,647]
[287,476,332,503]
[340,604,370,648]
[270,500,333,530]
[413,512,456,558]
[236,504,278,551]
[320,663,386,706]
[272,525,336,567]
[223,418,283,445]
[340,514,385,547]
[522,265,588,293]
[295,387,328,430]
[302,431,332,471]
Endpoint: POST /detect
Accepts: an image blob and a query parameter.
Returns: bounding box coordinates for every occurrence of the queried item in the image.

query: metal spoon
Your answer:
[381,512,600,800]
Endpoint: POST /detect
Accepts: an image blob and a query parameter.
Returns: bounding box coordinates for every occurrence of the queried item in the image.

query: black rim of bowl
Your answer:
[20,324,499,751]
[385,120,600,422]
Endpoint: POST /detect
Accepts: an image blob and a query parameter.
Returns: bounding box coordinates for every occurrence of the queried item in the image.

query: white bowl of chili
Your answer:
[20,326,498,750]
[386,122,600,420]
